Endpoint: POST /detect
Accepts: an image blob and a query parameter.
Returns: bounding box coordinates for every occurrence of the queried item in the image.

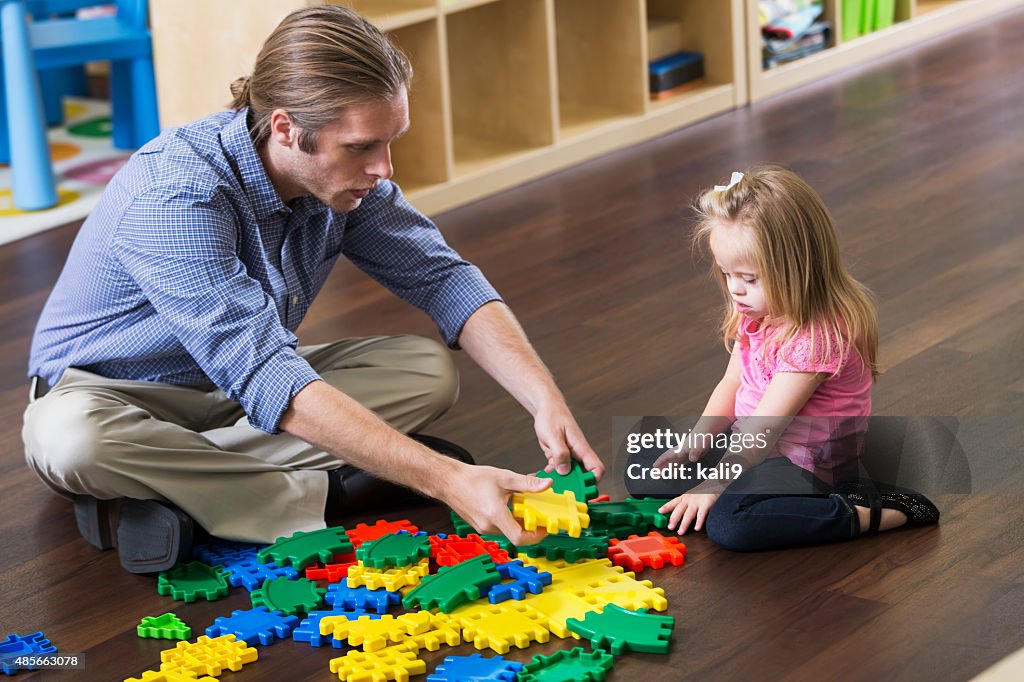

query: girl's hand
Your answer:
[658,488,721,535]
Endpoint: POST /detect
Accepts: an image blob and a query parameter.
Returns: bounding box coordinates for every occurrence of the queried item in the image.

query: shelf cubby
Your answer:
[445,0,556,178]
[386,20,450,193]
[346,0,437,31]
[554,0,646,140]
[747,0,1024,103]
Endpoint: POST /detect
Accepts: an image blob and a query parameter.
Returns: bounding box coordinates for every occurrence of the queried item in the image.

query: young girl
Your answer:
[656,165,939,551]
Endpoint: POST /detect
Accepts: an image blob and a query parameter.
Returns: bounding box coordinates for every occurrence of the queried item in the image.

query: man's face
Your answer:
[285,88,410,212]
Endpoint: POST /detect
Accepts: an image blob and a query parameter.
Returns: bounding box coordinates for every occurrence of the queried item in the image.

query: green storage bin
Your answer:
[860,0,876,34]
[874,0,897,31]
[842,0,864,41]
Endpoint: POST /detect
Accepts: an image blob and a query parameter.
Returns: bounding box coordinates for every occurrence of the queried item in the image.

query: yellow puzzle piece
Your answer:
[346,558,430,591]
[511,488,590,537]
[158,634,257,678]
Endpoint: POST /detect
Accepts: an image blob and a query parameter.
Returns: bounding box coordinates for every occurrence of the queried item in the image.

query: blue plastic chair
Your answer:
[1,0,159,210]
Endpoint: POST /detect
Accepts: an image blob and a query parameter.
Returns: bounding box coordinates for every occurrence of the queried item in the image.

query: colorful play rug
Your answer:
[0,98,132,247]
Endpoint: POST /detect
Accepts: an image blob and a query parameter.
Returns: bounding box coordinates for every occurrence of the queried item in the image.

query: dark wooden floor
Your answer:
[3,7,1024,681]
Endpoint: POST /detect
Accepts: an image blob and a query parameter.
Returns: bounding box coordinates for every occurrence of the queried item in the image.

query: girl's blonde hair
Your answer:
[229,5,412,153]
[694,164,880,379]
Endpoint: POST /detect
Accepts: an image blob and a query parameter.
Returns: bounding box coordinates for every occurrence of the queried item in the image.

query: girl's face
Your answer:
[709,223,768,320]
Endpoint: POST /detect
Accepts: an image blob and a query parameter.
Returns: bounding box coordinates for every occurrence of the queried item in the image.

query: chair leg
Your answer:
[111,57,159,151]
[1,0,57,210]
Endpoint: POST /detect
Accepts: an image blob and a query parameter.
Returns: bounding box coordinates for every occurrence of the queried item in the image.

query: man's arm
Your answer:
[457,301,604,480]
[278,379,552,545]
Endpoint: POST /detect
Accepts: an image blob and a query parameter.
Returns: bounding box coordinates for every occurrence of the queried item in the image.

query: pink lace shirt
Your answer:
[733,316,873,481]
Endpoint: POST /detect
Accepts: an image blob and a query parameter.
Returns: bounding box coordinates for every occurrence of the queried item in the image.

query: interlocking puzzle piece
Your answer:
[512,489,590,537]
[401,555,501,613]
[159,634,257,677]
[517,533,608,562]
[347,520,420,548]
[400,613,462,652]
[321,612,432,652]
[587,498,668,529]
[583,518,641,539]
[521,588,601,638]
[328,645,426,682]
[327,583,403,614]
[449,513,514,553]
[293,610,375,648]
[450,601,551,654]
[590,495,611,503]
[0,632,57,675]
[306,552,359,583]
[536,461,600,503]
[430,534,511,566]
[487,560,552,603]
[192,540,261,565]
[607,532,686,572]
[356,532,431,569]
[572,573,668,612]
[427,653,523,682]
[205,606,299,646]
[137,613,191,640]
[124,671,217,682]
[258,526,354,570]
[566,604,674,654]
[221,555,300,591]
[517,647,614,682]
[250,576,326,616]
[156,561,231,603]
[347,559,430,591]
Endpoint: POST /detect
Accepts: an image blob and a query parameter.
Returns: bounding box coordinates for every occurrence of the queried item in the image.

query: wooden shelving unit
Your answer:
[150,0,1022,216]
[150,0,746,216]
[747,0,1024,103]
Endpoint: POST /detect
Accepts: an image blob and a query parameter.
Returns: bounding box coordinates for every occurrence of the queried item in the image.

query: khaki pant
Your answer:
[22,336,458,543]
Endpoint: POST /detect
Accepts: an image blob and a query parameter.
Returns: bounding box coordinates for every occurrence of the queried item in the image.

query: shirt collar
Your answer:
[221,108,288,220]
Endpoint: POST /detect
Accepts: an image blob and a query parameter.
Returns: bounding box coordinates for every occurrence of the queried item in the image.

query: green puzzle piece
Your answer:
[401,554,501,613]
[518,647,615,682]
[156,561,230,603]
[257,526,353,570]
[566,604,675,654]
[587,498,669,529]
[537,461,599,503]
[517,533,608,562]
[355,531,431,569]
[250,576,326,616]
[137,613,191,640]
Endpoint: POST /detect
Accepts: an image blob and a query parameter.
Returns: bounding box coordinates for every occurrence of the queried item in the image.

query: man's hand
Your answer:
[439,463,554,545]
[535,403,605,479]
[659,483,722,536]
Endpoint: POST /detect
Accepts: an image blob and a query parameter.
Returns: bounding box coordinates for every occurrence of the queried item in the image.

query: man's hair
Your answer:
[229,4,412,153]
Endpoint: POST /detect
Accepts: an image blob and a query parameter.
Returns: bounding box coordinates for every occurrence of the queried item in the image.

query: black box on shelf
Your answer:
[649,51,704,94]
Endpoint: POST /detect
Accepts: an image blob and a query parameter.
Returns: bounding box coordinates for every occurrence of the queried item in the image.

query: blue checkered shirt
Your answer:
[29,108,501,432]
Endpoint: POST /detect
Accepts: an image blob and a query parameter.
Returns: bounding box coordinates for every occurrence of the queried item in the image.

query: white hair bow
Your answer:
[714,171,744,191]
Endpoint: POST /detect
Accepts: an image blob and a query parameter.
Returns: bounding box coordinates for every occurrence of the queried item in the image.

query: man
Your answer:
[23,5,603,572]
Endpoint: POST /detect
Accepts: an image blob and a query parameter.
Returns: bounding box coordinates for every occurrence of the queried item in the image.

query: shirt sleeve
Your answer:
[341,180,502,347]
[775,326,846,375]
[111,187,321,433]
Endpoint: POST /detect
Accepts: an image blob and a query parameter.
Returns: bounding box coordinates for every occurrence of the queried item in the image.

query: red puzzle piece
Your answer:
[346,520,420,549]
[607,532,686,572]
[590,494,611,503]
[429,534,511,566]
[305,552,358,582]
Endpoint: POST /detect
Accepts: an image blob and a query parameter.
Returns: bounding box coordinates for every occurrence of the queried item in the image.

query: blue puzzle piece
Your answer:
[192,540,262,565]
[325,583,402,614]
[206,606,299,646]
[221,556,300,591]
[1,632,58,675]
[427,653,524,682]
[487,560,552,603]
[292,610,381,648]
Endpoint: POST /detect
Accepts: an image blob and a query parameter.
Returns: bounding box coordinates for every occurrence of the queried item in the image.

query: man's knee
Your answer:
[23,392,116,487]
[407,336,459,412]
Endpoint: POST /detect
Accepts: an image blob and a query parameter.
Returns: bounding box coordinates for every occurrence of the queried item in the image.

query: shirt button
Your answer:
[291,295,299,305]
